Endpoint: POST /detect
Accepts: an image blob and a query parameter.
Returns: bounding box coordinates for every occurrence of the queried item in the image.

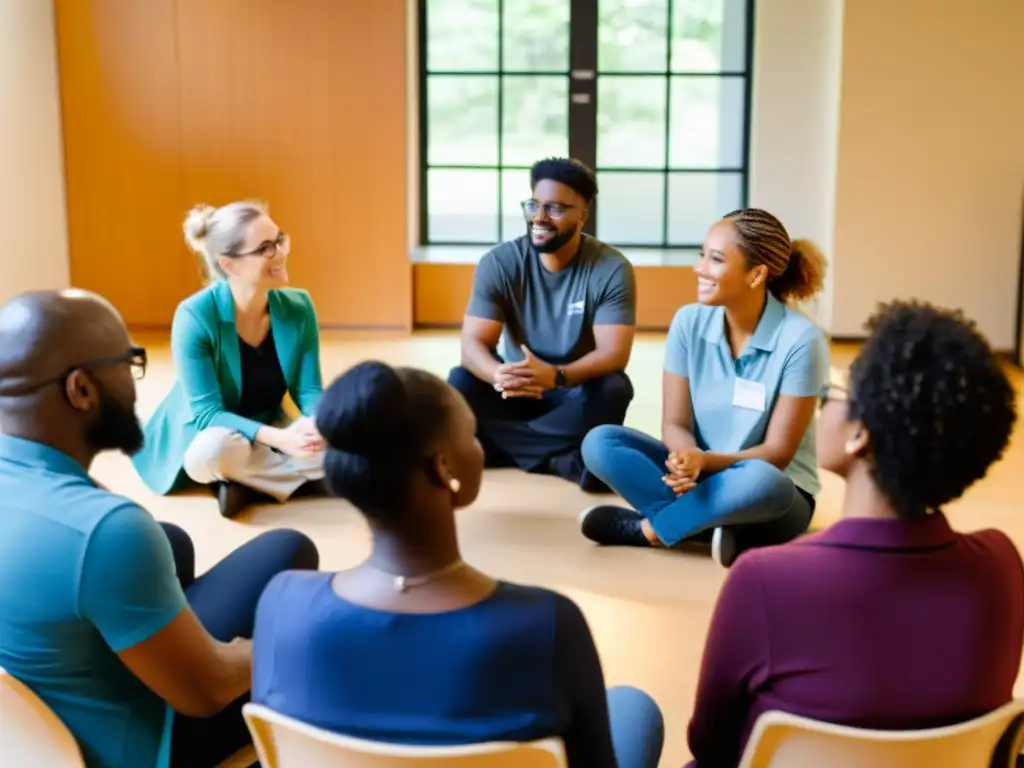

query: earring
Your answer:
[449,478,461,494]
[844,439,859,455]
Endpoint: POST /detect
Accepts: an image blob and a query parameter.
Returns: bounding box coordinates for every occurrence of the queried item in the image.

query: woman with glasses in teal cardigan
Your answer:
[133,201,326,518]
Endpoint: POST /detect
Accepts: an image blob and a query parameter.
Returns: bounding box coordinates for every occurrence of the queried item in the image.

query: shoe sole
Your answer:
[711,527,735,568]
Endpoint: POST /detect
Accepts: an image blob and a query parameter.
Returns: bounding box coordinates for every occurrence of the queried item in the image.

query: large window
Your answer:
[419,0,754,249]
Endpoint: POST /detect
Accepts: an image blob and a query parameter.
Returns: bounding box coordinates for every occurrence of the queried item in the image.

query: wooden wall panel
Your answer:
[635,267,697,328]
[413,264,697,330]
[175,0,411,328]
[57,0,411,329]
[55,0,186,326]
[413,264,476,327]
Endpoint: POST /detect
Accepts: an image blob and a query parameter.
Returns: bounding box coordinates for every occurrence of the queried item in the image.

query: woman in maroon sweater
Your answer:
[687,300,1022,767]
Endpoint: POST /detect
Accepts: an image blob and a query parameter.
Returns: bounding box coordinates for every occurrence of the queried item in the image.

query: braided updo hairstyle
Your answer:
[847,300,1016,519]
[315,361,453,518]
[723,208,827,304]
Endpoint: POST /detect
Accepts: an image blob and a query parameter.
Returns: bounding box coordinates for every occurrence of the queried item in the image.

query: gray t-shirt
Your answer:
[466,234,637,365]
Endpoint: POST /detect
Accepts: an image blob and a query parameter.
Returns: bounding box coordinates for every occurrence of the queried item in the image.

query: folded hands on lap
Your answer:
[663,448,704,496]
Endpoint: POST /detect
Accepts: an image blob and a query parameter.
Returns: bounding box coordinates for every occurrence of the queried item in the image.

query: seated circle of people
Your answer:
[0,289,320,768]
[580,207,829,567]
[448,157,637,493]
[685,301,1022,767]
[251,360,666,768]
[131,200,328,519]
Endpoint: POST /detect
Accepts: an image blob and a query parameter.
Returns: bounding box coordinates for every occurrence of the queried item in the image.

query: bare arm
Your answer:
[701,394,817,474]
[699,327,827,475]
[460,315,504,384]
[560,323,635,386]
[118,611,252,717]
[661,370,698,452]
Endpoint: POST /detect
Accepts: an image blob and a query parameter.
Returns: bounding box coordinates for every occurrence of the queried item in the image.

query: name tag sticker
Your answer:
[732,378,767,412]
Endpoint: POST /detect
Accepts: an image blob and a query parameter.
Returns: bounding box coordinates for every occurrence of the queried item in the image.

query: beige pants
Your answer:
[182,426,325,502]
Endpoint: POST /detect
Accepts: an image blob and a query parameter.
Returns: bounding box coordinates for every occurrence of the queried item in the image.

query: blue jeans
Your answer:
[607,685,665,768]
[581,425,814,547]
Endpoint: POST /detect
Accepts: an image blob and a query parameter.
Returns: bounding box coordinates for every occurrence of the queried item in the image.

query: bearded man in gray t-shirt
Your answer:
[448,158,637,493]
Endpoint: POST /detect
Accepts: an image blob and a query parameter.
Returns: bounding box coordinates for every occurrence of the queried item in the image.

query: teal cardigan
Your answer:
[133,281,323,495]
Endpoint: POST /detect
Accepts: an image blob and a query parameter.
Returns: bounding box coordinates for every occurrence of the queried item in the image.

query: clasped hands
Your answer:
[270,416,325,458]
[492,344,557,399]
[663,447,705,496]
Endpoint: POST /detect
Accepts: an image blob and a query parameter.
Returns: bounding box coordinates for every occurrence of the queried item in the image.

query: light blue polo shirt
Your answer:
[0,435,188,768]
[665,293,829,496]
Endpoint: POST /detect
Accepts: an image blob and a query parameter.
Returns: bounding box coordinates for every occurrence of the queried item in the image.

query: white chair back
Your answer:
[243,703,568,767]
[0,666,84,767]
[739,699,1024,768]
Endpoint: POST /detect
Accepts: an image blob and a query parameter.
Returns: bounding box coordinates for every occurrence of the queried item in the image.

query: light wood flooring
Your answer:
[98,330,1024,767]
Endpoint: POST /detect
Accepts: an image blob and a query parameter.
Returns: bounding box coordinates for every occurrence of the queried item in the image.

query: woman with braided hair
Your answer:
[579,208,829,566]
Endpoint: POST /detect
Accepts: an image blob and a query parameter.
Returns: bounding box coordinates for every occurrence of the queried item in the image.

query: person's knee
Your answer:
[160,523,193,560]
[583,373,633,424]
[250,528,321,571]
[587,372,633,403]
[581,424,624,476]
[739,460,796,510]
[183,428,249,484]
[608,685,663,721]
[607,685,665,759]
[446,365,478,394]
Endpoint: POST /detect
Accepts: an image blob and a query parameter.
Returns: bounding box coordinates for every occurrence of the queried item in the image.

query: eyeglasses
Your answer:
[521,200,577,220]
[819,383,848,408]
[35,347,148,392]
[237,232,290,259]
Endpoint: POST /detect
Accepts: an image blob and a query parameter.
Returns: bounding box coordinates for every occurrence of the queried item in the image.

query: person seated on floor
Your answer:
[0,289,320,768]
[251,361,665,768]
[448,157,637,493]
[132,200,327,518]
[685,300,1021,767]
[579,207,828,566]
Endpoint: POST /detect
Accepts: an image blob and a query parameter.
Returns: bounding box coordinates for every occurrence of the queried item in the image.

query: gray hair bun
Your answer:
[183,204,216,254]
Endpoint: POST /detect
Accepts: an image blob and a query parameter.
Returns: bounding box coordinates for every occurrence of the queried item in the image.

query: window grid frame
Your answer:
[418,0,755,250]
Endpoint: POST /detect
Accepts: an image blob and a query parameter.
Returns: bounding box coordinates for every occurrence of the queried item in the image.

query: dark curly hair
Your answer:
[847,300,1017,519]
[530,157,598,206]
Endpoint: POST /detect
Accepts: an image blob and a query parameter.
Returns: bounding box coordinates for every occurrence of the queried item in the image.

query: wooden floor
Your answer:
[100,330,1024,767]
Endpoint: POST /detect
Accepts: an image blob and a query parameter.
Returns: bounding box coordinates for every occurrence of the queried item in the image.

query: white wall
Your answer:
[830,0,1024,348]
[748,0,844,330]
[0,0,69,303]
[749,0,1024,350]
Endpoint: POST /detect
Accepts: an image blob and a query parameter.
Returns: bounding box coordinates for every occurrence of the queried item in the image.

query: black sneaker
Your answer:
[579,505,651,546]
[711,527,739,568]
[214,481,262,519]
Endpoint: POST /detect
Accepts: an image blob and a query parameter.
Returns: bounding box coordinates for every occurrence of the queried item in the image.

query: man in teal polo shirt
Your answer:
[0,289,317,767]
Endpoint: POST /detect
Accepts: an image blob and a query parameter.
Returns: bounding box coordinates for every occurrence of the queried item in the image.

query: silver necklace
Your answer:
[371,560,466,593]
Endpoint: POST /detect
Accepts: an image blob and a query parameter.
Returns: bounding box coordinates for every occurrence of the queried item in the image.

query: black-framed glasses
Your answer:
[237,231,290,259]
[819,383,848,408]
[34,346,148,392]
[521,200,577,220]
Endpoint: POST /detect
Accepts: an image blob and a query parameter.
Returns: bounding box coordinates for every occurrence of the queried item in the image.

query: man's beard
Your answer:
[85,389,144,455]
[527,223,577,254]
